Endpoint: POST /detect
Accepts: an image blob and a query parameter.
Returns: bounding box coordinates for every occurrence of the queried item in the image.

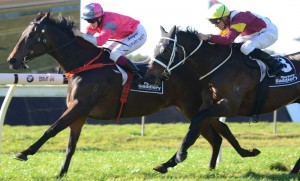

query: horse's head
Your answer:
[7,11,75,70]
[146,25,202,84]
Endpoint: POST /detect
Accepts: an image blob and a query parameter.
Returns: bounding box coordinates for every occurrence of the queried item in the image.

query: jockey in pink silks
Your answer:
[73,2,147,80]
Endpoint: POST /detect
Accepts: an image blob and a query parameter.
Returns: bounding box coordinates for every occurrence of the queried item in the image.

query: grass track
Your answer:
[0,122,299,180]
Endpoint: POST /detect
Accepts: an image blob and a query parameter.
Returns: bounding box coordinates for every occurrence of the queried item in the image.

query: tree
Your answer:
[127,54,150,62]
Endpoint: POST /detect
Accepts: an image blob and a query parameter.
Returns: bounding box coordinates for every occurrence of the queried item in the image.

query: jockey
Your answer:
[73,2,147,80]
[198,3,283,76]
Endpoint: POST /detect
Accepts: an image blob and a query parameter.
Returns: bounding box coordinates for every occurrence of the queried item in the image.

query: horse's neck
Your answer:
[191,43,232,78]
[50,38,101,72]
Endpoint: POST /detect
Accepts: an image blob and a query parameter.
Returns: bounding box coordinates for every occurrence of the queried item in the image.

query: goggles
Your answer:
[85,18,98,24]
[209,6,226,25]
[209,18,221,25]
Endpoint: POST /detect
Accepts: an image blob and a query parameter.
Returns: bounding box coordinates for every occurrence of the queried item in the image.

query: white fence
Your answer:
[0,73,148,153]
[0,73,68,152]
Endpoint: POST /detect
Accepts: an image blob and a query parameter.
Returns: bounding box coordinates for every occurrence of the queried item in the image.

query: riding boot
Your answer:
[116,56,143,82]
[248,49,284,76]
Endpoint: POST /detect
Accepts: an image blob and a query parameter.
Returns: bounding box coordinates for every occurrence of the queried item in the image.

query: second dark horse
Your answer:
[7,13,260,177]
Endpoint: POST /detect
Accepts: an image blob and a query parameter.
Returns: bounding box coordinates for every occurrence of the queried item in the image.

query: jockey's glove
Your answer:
[72,28,83,37]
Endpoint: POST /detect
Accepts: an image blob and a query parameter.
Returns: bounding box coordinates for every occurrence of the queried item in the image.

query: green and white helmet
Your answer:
[208,4,230,19]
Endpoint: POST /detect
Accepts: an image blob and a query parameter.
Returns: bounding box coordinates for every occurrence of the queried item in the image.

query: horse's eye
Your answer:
[159,46,165,54]
[159,46,172,59]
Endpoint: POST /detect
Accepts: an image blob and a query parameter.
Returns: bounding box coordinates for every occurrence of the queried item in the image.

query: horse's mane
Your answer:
[33,12,117,56]
[35,12,75,37]
[176,26,199,41]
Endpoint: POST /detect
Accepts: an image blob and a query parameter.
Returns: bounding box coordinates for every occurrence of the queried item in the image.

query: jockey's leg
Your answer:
[116,56,143,81]
[249,49,284,76]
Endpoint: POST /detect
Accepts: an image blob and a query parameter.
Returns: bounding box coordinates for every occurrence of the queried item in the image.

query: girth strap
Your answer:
[65,51,115,78]
[249,75,270,122]
[115,72,134,123]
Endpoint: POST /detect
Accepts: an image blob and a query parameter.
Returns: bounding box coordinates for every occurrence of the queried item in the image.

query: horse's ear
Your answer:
[160,26,166,34]
[46,11,50,18]
[39,11,50,22]
[37,12,44,16]
[35,12,46,21]
[35,11,50,22]
[170,25,176,33]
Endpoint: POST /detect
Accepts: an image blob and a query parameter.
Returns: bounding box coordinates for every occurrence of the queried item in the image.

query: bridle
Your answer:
[151,32,233,80]
[22,21,75,69]
[151,34,202,79]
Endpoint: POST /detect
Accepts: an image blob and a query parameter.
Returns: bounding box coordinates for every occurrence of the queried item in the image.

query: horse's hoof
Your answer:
[14,153,28,161]
[250,148,261,156]
[56,173,66,179]
[153,165,168,174]
[175,151,187,163]
[209,167,216,171]
[290,170,299,174]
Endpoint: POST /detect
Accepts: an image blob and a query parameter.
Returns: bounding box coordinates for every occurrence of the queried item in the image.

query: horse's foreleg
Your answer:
[290,158,300,174]
[175,121,202,163]
[58,118,86,178]
[14,99,88,161]
[212,120,261,157]
[154,119,223,173]
[201,121,222,170]
[153,153,177,174]
[176,105,225,163]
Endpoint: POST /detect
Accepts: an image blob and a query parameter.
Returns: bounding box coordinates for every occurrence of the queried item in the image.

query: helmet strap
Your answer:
[96,16,103,28]
[221,16,229,29]
[219,6,228,29]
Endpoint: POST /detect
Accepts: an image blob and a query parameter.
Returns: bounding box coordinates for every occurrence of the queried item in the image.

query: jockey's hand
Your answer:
[198,33,209,41]
[72,28,83,37]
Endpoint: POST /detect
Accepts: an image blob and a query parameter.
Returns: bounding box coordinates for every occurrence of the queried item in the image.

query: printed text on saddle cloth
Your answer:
[270,56,299,87]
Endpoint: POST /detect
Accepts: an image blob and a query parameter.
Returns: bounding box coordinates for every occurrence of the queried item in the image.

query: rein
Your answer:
[46,38,76,55]
[199,46,232,80]
[31,23,115,78]
[65,50,115,78]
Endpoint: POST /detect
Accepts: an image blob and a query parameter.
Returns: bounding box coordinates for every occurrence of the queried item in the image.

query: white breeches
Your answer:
[103,24,147,62]
[234,17,278,55]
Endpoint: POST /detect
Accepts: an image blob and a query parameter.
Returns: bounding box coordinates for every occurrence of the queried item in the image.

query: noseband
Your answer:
[151,34,203,79]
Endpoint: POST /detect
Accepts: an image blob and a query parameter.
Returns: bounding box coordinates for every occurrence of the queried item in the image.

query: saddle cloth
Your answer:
[252,56,300,87]
[116,63,164,94]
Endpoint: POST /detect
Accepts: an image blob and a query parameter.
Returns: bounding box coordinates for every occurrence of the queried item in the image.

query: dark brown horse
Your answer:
[7,13,260,177]
[145,25,300,174]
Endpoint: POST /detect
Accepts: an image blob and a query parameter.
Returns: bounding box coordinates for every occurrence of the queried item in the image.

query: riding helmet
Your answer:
[208,4,230,19]
[81,3,104,19]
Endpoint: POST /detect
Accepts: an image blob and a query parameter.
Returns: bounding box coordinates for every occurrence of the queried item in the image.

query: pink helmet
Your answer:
[81,3,104,19]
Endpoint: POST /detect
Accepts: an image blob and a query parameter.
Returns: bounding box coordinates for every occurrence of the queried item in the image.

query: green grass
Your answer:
[0,122,299,180]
